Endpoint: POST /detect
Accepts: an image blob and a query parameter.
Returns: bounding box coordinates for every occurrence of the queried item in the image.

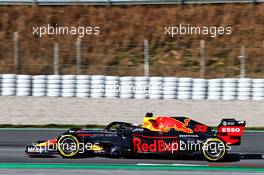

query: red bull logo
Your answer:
[148,117,193,134]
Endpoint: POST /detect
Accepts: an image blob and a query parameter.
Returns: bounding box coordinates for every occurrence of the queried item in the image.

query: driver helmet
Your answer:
[143,112,156,129]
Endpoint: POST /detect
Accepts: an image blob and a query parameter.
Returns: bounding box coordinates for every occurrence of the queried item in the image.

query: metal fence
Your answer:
[2,32,264,78]
[0,0,263,5]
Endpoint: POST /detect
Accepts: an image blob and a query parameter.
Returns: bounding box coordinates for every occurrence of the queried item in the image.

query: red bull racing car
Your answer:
[26,113,246,162]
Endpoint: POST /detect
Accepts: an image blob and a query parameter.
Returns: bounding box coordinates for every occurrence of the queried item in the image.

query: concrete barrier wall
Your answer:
[0,96,263,127]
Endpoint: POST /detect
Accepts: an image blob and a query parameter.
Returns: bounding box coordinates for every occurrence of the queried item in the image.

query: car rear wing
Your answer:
[216,119,246,145]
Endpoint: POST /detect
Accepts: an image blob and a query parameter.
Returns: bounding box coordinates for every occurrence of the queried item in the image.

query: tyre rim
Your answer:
[204,141,225,159]
[59,137,78,155]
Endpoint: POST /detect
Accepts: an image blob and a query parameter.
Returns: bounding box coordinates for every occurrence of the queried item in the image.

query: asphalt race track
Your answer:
[0,129,264,174]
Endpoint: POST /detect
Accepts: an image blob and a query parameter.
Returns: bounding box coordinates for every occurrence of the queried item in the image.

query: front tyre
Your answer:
[57,134,80,158]
[202,138,227,162]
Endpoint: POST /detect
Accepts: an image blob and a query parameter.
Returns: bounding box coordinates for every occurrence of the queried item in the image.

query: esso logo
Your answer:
[221,127,240,133]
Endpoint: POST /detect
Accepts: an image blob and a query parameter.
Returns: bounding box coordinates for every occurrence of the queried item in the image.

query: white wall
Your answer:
[0,96,263,127]
[1,74,264,100]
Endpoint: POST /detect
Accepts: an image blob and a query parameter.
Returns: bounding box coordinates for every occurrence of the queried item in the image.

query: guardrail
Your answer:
[0,0,263,5]
[1,74,264,100]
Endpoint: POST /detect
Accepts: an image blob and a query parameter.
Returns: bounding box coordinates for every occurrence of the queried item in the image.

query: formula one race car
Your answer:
[26,113,246,162]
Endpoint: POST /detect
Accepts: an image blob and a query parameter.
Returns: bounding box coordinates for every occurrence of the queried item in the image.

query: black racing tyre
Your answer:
[111,149,121,158]
[202,138,227,162]
[57,134,81,158]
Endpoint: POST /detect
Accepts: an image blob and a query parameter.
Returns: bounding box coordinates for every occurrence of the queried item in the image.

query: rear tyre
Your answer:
[57,134,80,158]
[202,138,227,162]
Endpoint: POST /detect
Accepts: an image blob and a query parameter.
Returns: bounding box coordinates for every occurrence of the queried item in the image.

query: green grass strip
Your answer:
[0,163,263,172]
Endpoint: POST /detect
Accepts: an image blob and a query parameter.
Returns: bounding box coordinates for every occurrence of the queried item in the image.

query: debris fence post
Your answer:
[144,39,150,77]
[239,46,246,78]
[76,37,82,75]
[54,42,59,75]
[200,40,205,78]
[13,32,19,73]
[262,41,264,71]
